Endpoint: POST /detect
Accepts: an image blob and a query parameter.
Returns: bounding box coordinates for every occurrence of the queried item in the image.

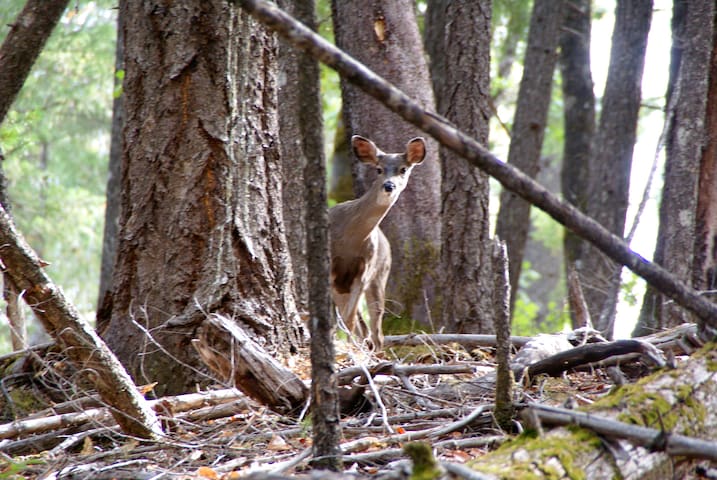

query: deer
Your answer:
[329,135,426,350]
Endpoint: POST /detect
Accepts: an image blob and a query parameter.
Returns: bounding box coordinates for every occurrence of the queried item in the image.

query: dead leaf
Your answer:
[197,466,218,479]
[267,435,290,451]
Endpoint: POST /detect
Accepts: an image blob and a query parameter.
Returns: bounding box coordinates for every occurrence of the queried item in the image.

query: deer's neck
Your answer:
[344,182,396,242]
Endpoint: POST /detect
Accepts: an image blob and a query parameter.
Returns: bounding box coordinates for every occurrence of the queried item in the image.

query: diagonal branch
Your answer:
[0,0,70,124]
[0,205,162,439]
[236,0,717,334]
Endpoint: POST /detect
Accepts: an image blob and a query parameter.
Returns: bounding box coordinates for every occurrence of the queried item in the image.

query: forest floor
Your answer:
[0,326,696,479]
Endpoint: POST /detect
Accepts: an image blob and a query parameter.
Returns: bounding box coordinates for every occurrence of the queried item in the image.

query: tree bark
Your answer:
[0,0,70,123]
[693,7,717,336]
[559,0,595,329]
[100,0,304,395]
[277,0,323,314]
[96,10,124,333]
[635,0,714,336]
[0,205,162,439]
[581,0,653,338]
[331,0,441,326]
[237,0,717,332]
[425,0,494,334]
[276,0,340,469]
[494,0,564,314]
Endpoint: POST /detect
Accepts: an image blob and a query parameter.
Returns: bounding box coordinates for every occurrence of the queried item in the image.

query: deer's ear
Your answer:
[352,135,379,164]
[406,137,426,165]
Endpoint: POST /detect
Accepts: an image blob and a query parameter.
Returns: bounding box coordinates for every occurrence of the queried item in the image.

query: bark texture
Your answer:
[425,0,494,334]
[693,7,717,335]
[635,0,714,336]
[276,0,340,468]
[277,0,324,314]
[97,12,124,331]
[494,0,564,313]
[101,1,304,395]
[559,0,595,328]
[332,0,441,326]
[580,0,652,338]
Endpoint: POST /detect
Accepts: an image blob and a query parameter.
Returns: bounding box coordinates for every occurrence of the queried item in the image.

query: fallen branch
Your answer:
[236,0,717,333]
[526,402,717,462]
[0,388,244,444]
[383,333,531,349]
[0,206,161,439]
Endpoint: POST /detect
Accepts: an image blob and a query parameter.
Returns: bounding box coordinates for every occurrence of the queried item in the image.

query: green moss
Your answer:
[394,237,440,323]
[469,429,599,479]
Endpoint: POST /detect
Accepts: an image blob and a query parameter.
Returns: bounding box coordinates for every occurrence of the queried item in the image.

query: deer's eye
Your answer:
[400,167,407,174]
[376,167,383,175]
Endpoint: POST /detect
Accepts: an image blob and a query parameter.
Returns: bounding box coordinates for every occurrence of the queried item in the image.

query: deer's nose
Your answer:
[383,181,395,192]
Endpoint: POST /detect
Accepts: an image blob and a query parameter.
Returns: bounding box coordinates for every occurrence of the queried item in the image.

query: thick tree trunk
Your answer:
[332,0,441,326]
[636,0,714,336]
[559,0,595,329]
[494,0,564,314]
[581,0,652,338]
[100,1,304,395]
[425,0,494,333]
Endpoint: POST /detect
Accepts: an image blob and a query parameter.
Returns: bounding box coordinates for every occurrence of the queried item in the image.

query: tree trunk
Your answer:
[277,0,323,315]
[635,0,713,336]
[559,0,595,329]
[425,0,494,333]
[100,0,304,396]
[332,0,441,327]
[693,6,717,337]
[494,0,564,314]
[96,11,124,332]
[580,0,653,338]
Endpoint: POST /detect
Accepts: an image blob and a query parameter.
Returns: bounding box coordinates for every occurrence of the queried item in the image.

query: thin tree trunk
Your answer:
[559,0,596,329]
[581,0,653,338]
[96,11,124,333]
[332,0,441,327]
[494,0,564,314]
[425,0,494,333]
[276,0,340,469]
[693,6,717,337]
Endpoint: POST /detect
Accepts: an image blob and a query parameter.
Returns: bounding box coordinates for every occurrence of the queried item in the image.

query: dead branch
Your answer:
[0,0,70,123]
[526,339,665,379]
[194,314,308,415]
[0,388,244,445]
[0,205,161,439]
[526,402,717,462]
[337,361,474,386]
[236,0,717,333]
[383,333,532,349]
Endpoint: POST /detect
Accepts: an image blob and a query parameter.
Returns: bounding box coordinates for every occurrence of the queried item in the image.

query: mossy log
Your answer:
[468,345,717,479]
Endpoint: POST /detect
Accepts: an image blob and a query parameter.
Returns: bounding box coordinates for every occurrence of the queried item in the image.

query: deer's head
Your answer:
[351,135,426,206]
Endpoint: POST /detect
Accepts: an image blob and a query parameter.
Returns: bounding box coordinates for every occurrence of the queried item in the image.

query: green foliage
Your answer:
[0,456,44,479]
[0,2,117,345]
